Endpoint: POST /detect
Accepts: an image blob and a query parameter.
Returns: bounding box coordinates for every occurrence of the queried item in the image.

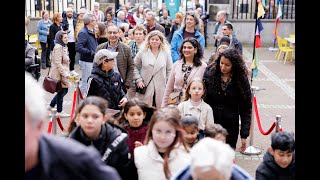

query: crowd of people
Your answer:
[25,1,295,179]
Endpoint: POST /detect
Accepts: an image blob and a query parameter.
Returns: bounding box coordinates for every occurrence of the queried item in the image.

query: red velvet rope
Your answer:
[47,119,52,134]
[56,117,64,131]
[78,87,84,100]
[66,89,77,131]
[253,95,276,135]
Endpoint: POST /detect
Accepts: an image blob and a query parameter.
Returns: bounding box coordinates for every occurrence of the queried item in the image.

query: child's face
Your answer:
[270,148,293,168]
[102,59,115,72]
[77,104,107,140]
[124,105,146,128]
[214,133,226,143]
[152,121,176,152]
[188,81,204,101]
[183,125,199,145]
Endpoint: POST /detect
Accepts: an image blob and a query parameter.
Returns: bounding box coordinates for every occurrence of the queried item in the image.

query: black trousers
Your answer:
[40,42,51,66]
[67,42,76,71]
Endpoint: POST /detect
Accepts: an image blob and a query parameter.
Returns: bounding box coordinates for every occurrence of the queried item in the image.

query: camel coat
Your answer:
[133,48,172,108]
[49,44,70,88]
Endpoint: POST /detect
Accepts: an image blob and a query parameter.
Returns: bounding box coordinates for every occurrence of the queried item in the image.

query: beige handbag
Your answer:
[167,91,182,105]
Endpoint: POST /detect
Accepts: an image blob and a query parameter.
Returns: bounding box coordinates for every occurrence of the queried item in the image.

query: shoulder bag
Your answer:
[42,67,62,94]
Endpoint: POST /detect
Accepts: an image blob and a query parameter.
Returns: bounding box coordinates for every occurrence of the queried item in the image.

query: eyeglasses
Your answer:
[104,59,114,62]
[108,31,118,34]
[152,130,176,138]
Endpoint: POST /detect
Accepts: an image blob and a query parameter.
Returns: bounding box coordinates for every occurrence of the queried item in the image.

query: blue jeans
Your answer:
[79,60,93,97]
[50,88,68,113]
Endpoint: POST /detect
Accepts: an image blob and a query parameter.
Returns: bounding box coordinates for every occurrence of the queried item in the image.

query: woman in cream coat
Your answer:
[133,30,172,108]
[47,30,72,117]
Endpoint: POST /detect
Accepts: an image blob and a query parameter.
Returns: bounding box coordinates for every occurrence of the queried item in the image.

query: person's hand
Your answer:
[134,141,143,148]
[118,97,128,107]
[240,138,247,152]
[137,81,145,89]
[214,34,222,40]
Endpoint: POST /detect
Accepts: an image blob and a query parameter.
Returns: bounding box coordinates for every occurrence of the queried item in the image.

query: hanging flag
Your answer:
[262,0,266,8]
[273,0,283,42]
[255,18,264,48]
[257,2,265,18]
[251,49,259,78]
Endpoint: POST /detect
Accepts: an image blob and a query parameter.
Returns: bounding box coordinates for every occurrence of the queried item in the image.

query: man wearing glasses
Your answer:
[96,25,135,100]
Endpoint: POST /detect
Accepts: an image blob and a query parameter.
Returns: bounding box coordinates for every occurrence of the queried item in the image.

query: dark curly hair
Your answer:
[205,48,250,98]
[179,37,204,67]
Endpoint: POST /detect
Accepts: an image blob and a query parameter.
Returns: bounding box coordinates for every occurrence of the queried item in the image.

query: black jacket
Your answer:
[87,66,126,110]
[25,134,121,180]
[203,66,252,148]
[256,150,295,180]
[69,123,132,180]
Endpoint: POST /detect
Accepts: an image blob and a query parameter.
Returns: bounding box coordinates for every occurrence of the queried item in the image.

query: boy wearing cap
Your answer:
[87,49,128,110]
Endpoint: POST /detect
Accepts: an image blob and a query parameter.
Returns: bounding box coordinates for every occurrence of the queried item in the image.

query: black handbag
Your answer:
[42,67,62,94]
[135,75,154,95]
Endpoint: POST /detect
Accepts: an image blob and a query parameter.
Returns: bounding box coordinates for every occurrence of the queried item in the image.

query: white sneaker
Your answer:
[70,70,79,77]
[47,105,55,111]
[56,111,70,118]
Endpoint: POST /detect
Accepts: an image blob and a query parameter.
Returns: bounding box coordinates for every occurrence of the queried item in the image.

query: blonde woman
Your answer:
[133,30,173,108]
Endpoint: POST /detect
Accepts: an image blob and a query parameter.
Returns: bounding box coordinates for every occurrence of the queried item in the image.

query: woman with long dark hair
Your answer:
[162,37,207,107]
[202,48,252,151]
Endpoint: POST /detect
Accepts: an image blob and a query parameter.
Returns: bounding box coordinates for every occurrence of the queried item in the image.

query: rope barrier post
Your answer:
[275,115,282,132]
[51,109,58,135]
[242,86,262,155]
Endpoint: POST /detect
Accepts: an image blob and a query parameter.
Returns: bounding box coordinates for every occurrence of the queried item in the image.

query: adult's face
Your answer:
[134,30,145,43]
[221,26,231,36]
[185,15,196,29]
[219,56,233,75]
[138,5,144,13]
[146,14,155,27]
[106,13,112,21]
[43,11,49,20]
[66,10,73,18]
[94,5,99,11]
[62,34,68,44]
[107,26,119,44]
[149,35,161,49]
[182,42,196,60]
[163,10,168,17]
[216,12,224,22]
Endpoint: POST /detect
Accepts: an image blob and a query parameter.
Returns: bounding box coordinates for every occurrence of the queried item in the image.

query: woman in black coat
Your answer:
[203,48,252,150]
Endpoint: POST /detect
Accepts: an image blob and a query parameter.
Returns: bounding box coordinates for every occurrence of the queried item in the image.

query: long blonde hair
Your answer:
[141,30,170,53]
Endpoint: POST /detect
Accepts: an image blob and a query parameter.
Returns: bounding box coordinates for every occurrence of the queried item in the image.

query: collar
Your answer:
[107,40,119,48]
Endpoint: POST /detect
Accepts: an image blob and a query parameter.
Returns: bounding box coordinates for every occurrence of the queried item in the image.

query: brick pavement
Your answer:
[35,45,295,178]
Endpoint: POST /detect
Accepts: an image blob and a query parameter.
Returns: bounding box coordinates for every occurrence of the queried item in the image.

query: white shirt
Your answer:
[67,18,75,42]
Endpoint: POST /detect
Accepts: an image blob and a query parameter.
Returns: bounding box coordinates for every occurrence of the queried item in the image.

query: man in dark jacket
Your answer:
[256,132,295,180]
[25,72,121,180]
[75,12,98,97]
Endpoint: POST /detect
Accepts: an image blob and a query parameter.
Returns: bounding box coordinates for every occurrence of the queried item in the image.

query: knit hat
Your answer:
[94,49,118,66]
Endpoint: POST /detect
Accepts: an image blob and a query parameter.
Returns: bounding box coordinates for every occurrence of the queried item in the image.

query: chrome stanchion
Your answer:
[51,109,58,135]
[75,80,81,106]
[242,86,262,155]
[275,115,282,132]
